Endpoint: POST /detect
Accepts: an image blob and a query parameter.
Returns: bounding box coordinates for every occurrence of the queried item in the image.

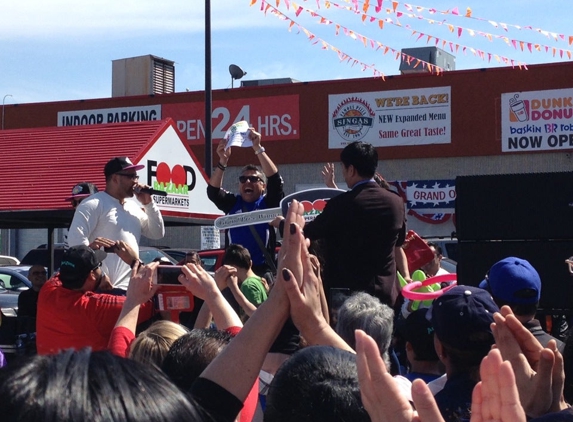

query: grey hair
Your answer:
[335,292,394,368]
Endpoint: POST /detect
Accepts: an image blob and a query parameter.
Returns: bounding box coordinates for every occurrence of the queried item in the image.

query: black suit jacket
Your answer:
[304,181,405,306]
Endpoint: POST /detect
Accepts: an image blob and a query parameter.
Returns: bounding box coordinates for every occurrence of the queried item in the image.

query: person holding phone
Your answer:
[36,245,156,355]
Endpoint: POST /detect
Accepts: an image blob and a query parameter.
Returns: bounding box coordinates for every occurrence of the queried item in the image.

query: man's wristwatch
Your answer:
[255,147,266,155]
[130,259,145,269]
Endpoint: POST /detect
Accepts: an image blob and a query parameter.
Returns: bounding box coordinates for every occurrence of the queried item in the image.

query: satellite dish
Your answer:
[229,64,247,88]
[229,64,247,80]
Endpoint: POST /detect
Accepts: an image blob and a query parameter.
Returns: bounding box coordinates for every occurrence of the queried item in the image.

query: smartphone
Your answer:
[156,265,183,285]
[103,245,116,253]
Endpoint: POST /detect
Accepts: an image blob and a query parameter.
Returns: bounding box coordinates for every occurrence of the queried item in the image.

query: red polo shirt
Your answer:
[36,276,154,355]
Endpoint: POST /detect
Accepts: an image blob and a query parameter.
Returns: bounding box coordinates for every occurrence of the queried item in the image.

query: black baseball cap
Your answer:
[104,156,144,178]
[65,182,99,201]
[428,285,498,351]
[60,245,107,285]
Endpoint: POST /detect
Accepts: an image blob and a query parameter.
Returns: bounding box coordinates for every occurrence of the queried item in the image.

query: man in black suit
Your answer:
[304,141,406,307]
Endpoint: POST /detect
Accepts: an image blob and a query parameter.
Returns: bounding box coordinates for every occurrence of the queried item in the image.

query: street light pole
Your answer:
[204,0,212,178]
[2,94,13,130]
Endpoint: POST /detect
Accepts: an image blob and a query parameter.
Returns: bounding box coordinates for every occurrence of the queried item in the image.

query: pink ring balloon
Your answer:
[401,273,457,301]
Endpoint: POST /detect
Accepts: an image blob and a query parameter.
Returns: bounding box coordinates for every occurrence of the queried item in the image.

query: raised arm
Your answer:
[217,265,258,317]
[108,262,159,356]
[179,263,242,331]
[196,200,307,403]
[250,128,278,177]
[209,138,232,189]
[321,162,338,189]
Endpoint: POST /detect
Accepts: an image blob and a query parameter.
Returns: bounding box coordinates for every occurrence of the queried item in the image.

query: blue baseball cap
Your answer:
[479,257,541,305]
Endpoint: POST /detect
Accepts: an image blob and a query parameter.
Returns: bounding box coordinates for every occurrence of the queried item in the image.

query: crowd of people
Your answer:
[0,131,572,422]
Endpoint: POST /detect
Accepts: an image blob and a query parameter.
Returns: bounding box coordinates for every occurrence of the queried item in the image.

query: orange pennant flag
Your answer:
[392,1,398,12]
[250,0,257,5]
[465,7,472,17]
[378,19,384,29]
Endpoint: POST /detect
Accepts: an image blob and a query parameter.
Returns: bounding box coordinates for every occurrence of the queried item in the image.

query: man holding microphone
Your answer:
[68,157,165,292]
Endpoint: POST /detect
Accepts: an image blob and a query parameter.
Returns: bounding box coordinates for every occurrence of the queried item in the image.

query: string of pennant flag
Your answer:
[248,0,573,78]
[333,0,573,59]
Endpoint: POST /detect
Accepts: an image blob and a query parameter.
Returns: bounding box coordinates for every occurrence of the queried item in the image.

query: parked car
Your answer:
[139,247,178,265]
[21,244,177,271]
[198,249,226,273]
[161,248,198,264]
[0,266,33,310]
[0,255,20,266]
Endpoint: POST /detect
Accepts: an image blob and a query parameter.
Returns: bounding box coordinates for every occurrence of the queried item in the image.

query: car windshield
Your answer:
[139,248,177,265]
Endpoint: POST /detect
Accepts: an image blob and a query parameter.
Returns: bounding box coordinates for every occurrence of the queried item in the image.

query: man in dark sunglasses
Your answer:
[68,157,165,293]
[207,127,284,279]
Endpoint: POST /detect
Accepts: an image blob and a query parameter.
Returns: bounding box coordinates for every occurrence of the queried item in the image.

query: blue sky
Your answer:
[1,0,571,104]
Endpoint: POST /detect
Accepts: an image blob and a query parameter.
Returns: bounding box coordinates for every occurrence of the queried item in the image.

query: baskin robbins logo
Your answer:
[332,97,375,142]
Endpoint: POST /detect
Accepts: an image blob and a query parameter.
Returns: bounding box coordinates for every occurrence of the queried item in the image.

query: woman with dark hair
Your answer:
[0,349,207,422]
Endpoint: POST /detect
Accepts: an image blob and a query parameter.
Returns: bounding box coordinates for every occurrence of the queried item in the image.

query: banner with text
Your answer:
[328,87,451,148]
[163,95,300,145]
[502,88,573,152]
[58,105,161,127]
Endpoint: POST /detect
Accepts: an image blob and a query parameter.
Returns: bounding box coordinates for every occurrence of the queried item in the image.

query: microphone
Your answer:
[134,186,168,197]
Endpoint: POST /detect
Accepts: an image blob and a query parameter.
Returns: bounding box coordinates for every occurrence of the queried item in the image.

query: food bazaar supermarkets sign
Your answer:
[328,87,451,148]
[502,88,573,152]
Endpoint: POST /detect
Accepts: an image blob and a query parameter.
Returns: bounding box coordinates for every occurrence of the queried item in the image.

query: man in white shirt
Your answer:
[68,157,165,291]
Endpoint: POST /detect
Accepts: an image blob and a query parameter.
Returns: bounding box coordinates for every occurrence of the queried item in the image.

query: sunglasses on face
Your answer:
[117,173,139,180]
[239,175,262,184]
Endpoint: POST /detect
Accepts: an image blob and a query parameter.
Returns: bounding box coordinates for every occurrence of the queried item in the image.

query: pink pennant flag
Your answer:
[352,0,359,11]
[404,3,413,12]
[527,43,532,52]
[417,32,424,41]
[451,7,459,15]
[375,0,383,13]
[457,27,462,37]
[295,5,303,16]
[511,40,517,49]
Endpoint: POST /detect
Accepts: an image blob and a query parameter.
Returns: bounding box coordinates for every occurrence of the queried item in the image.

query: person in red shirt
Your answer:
[36,245,154,355]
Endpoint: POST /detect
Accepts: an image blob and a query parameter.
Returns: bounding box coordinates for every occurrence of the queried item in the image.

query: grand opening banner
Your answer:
[328,86,451,149]
[502,88,573,152]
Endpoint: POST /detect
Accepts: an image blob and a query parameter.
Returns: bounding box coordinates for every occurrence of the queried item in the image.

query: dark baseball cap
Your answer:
[428,285,498,351]
[479,257,541,305]
[65,182,99,201]
[59,245,107,285]
[104,156,144,178]
[399,308,439,361]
